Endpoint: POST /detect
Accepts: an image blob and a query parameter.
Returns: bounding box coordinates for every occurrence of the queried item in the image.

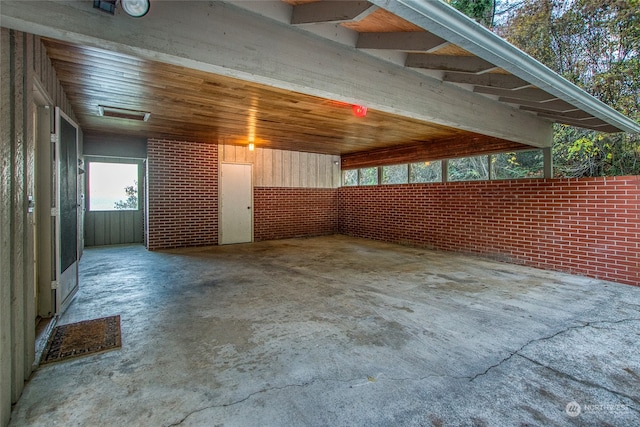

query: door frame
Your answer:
[33,78,55,319]
[54,107,80,315]
[219,162,253,245]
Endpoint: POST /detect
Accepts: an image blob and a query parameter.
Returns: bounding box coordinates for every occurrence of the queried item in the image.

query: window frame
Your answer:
[86,157,144,212]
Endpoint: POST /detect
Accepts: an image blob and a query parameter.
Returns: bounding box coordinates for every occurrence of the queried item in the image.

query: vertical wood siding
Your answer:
[219,144,341,188]
[0,28,78,426]
[84,210,144,246]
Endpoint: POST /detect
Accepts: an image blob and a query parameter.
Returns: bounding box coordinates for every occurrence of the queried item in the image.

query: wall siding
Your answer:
[338,176,640,286]
[1,28,78,426]
[84,210,144,246]
[219,144,340,188]
[147,139,218,249]
[254,188,338,241]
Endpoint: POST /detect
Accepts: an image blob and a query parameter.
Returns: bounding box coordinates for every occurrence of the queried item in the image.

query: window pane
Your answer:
[448,156,489,181]
[410,161,442,183]
[358,167,378,186]
[382,164,408,184]
[343,169,358,186]
[89,162,139,211]
[491,150,544,179]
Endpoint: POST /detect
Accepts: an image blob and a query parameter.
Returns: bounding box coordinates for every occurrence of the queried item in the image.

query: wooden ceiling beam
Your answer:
[356,31,448,52]
[405,53,496,73]
[533,113,607,128]
[341,134,528,169]
[474,86,557,102]
[519,106,594,119]
[500,98,579,113]
[443,72,530,90]
[291,1,376,24]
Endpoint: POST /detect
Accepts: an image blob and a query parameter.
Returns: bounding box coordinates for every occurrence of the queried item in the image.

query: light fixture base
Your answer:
[119,0,150,18]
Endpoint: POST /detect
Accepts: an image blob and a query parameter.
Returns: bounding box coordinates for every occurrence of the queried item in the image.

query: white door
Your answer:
[54,107,80,314]
[220,163,253,245]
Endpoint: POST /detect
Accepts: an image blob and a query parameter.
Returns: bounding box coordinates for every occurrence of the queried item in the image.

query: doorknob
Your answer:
[247,206,251,209]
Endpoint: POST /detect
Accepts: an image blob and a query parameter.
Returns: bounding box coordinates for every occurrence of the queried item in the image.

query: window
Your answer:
[343,169,358,186]
[358,167,378,185]
[410,161,442,183]
[88,162,139,211]
[448,155,489,182]
[491,150,544,179]
[340,149,545,187]
[382,164,408,184]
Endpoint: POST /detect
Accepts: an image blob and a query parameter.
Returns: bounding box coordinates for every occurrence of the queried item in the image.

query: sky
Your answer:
[89,162,138,210]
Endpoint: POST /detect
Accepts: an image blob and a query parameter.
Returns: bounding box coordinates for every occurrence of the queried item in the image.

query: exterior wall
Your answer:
[1,29,78,426]
[254,188,338,241]
[338,176,640,286]
[147,139,218,249]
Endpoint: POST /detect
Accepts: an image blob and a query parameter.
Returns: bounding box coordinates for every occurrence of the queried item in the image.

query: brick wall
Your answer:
[147,139,218,249]
[338,176,640,286]
[254,188,338,241]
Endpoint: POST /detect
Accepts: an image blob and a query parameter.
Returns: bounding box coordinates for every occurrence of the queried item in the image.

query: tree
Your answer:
[497,0,640,177]
[114,181,138,209]
[448,0,496,27]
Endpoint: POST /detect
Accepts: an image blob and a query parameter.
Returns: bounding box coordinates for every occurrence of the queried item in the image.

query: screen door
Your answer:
[55,107,80,313]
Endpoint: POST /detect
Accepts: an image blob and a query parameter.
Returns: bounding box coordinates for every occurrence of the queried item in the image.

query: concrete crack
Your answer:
[469,317,640,382]
[517,353,640,412]
[165,378,321,426]
[167,318,640,426]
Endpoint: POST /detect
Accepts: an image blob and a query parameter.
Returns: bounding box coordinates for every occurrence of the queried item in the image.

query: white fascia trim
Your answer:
[371,0,640,134]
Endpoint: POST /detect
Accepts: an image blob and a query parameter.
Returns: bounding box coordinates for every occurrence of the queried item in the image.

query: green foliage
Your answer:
[498,0,640,177]
[410,161,442,183]
[448,156,490,181]
[382,164,409,184]
[114,181,138,210]
[492,150,545,179]
[343,170,358,186]
[358,167,378,185]
[449,0,496,27]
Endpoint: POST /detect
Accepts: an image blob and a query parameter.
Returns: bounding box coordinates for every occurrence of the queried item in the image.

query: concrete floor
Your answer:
[9,235,640,426]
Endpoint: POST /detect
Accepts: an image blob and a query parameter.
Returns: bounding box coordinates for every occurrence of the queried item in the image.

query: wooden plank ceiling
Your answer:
[44,38,487,155]
[41,0,613,158]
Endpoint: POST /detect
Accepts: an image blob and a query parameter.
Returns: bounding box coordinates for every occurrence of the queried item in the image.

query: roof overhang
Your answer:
[1,0,637,156]
[374,0,640,134]
[233,0,639,135]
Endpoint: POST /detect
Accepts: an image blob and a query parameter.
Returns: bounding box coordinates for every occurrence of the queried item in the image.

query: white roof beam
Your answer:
[357,31,448,52]
[474,87,558,102]
[520,106,594,119]
[443,72,530,90]
[501,98,579,112]
[291,1,376,24]
[406,53,496,73]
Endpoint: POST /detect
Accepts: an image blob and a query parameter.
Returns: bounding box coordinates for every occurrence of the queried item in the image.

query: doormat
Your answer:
[41,315,121,364]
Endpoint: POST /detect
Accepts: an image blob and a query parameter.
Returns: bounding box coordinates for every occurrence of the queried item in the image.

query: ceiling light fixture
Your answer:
[120,0,151,17]
[93,0,150,17]
[98,105,151,121]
